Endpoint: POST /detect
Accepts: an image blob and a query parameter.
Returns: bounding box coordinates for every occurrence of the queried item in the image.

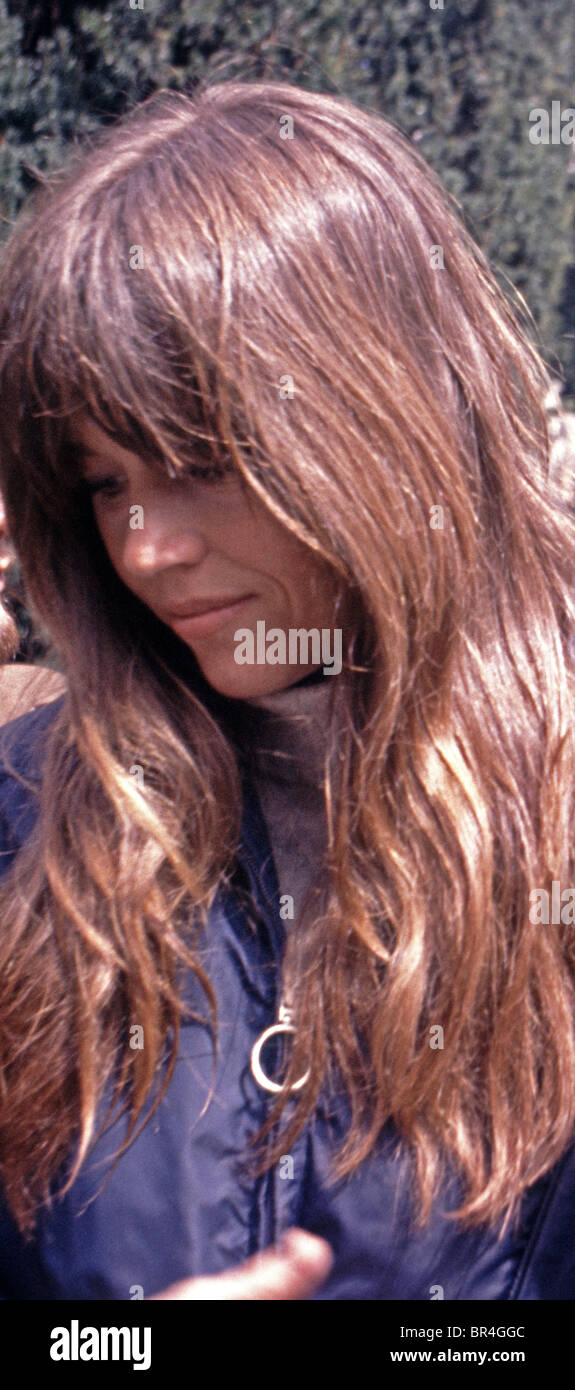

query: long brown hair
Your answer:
[0,80,574,1239]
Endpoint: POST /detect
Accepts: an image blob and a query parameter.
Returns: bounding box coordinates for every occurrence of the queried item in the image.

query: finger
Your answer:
[149,1229,333,1301]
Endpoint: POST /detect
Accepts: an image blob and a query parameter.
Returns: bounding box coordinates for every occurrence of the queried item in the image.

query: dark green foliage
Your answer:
[0,0,574,396]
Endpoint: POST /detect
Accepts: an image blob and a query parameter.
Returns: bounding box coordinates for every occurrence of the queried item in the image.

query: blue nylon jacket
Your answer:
[0,695,574,1300]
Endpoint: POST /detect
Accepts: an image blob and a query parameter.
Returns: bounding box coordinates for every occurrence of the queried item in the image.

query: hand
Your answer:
[148,1228,333,1301]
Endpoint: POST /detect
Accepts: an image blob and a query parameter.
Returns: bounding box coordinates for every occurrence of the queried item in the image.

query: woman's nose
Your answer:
[119,498,209,576]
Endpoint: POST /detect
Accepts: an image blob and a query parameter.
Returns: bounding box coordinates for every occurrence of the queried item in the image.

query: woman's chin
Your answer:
[194,653,316,700]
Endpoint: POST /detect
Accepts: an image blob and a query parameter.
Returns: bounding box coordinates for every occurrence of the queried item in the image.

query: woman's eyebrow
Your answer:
[71,442,103,463]
[71,442,128,472]
[70,439,236,481]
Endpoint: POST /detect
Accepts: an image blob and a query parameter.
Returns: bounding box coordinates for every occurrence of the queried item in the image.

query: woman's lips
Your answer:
[166,594,254,639]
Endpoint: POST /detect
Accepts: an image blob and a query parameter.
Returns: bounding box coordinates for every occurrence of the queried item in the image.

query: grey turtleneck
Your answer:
[236,676,334,925]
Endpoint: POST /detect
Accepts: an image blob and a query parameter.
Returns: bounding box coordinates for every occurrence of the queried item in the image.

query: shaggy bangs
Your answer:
[0,213,251,509]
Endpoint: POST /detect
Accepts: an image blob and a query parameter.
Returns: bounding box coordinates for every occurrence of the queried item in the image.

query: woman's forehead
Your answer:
[65,411,242,486]
[68,416,138,464]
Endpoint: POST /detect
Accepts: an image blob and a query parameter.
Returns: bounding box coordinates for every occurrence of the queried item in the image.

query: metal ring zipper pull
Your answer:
[250,1000,311,1094]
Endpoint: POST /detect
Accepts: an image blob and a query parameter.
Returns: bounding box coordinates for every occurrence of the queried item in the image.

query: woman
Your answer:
[0,80,574,1301]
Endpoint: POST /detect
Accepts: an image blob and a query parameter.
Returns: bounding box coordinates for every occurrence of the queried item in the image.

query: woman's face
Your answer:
[72,417,342,699]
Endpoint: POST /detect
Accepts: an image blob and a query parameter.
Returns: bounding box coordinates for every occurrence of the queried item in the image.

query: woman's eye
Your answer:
[81,465,236,503]
[83,477,125,501]
[181,464,236,485]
